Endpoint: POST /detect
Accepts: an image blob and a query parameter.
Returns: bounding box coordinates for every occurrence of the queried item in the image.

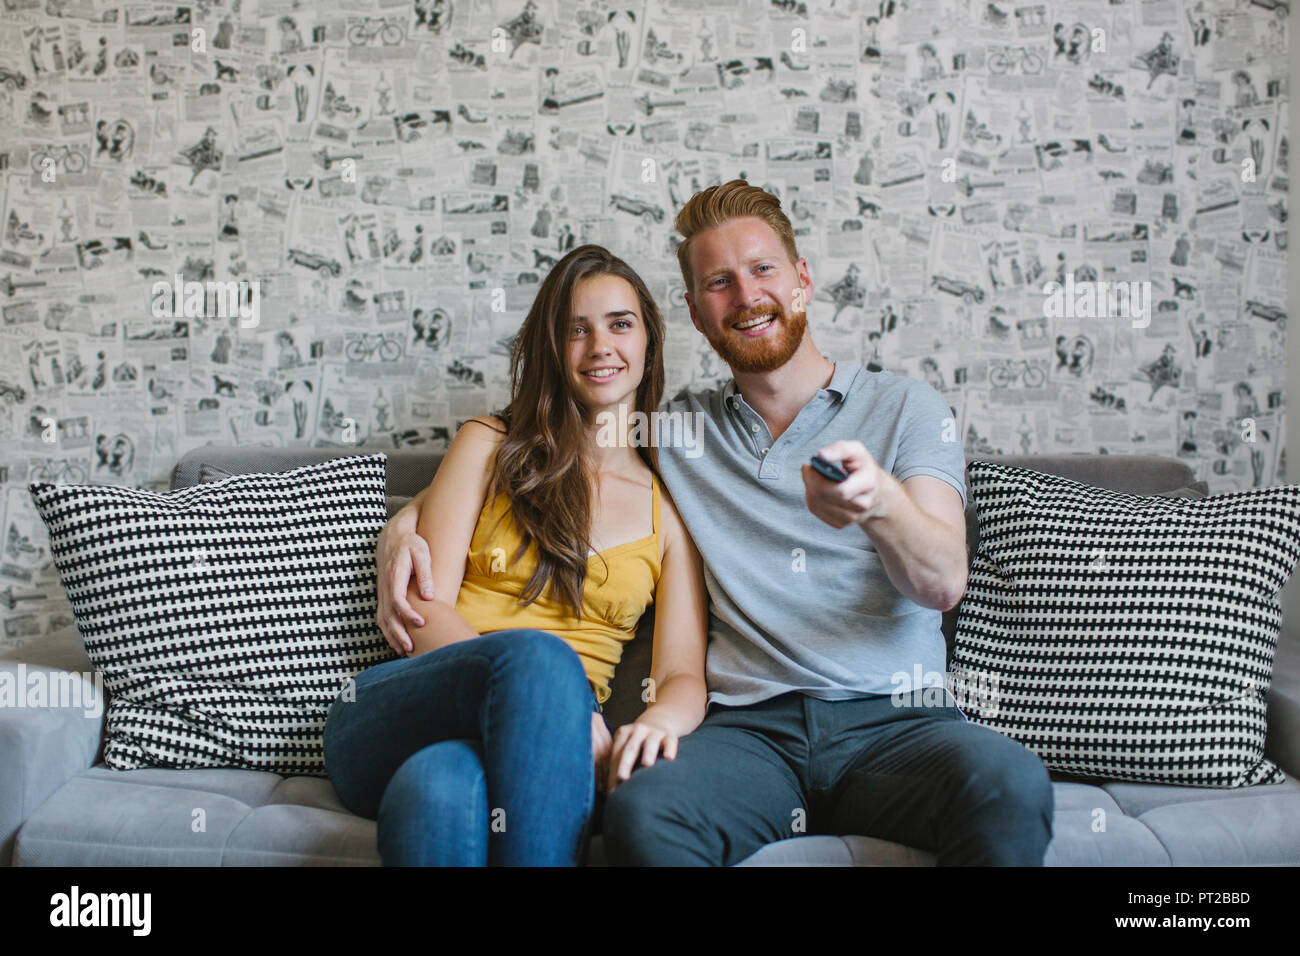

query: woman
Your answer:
[323,245,710,866]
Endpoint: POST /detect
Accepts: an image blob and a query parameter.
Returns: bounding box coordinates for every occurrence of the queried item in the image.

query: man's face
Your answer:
[683,216,812,374]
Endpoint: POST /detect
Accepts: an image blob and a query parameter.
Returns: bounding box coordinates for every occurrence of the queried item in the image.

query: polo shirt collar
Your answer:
[723,359,858,408]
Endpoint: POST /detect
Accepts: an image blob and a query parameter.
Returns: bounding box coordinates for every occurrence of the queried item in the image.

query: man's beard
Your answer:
[703,303,807,374]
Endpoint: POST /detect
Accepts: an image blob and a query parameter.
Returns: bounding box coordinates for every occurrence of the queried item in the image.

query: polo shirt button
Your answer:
[750,423,760,433]
[761,447,769,455]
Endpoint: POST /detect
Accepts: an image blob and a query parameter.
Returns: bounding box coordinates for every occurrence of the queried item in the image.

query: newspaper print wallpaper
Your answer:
[0,0,1290,651]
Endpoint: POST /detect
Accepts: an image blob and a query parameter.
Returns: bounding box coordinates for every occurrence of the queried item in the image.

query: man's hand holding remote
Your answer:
[801,440,899,528]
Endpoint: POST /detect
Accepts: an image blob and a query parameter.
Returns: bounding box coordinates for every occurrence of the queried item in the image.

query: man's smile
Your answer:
[733,312,778,335]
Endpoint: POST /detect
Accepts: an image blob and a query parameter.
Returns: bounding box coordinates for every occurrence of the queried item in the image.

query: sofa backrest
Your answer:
[173,445,1205,727]
[173,447,445,493]
[173,446,1203,564]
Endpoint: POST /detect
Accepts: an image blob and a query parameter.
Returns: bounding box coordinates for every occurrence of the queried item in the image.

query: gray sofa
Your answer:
[4,445,1299,866]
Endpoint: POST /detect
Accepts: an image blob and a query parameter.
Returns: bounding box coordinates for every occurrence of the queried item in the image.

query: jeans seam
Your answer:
[470,750,488,865]
[574,765,596,865]
[803,695,832,793]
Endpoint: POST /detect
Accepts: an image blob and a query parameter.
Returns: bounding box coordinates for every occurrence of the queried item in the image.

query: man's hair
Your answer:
[674,178,800,293]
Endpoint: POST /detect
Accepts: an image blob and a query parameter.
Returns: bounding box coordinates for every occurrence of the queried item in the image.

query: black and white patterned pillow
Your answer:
[30,454,396,775]
[202,462,413,518]
[952,460,1300,788]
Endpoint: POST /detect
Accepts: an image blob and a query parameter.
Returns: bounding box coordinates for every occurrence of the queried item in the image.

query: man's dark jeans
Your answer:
[602,690,1055,866]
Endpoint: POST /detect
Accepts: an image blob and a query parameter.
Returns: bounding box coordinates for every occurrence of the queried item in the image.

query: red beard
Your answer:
[704,303,807,374]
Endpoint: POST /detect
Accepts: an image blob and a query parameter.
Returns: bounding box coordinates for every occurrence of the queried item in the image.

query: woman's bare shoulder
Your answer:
[655,478,692,557]
[459,415,507,442]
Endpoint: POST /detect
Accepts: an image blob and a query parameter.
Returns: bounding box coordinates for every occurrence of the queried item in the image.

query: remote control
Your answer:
[810,454,849,482]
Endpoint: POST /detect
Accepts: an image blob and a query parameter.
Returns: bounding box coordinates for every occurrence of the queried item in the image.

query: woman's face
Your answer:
[566,273,648,416]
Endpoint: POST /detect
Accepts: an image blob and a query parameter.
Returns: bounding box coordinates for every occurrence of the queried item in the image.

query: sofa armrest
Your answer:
[0,662,104,866]
[1266,629,1300,780]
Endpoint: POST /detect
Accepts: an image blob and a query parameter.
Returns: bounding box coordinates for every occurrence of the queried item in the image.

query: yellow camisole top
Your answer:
[453,474,662,707]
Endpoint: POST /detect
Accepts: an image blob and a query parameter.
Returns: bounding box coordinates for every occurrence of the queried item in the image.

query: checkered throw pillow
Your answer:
[952,460,1300,788]
[29,454,396,775]
[201,462,411,518]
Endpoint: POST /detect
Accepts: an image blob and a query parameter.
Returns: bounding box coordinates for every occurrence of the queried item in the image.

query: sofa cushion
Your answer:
[952,460,1300,788]
[29,455,397,776]
[1138,794,1300,864]
[24,764,1299,865]
[14,763,380,866]
[1101,770,1300,817]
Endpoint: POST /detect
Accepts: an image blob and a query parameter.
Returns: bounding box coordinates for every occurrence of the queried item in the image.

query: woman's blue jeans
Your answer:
[323,628,603,866]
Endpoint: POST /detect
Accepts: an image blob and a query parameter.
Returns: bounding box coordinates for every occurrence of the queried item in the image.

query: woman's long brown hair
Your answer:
[486,244,665,618]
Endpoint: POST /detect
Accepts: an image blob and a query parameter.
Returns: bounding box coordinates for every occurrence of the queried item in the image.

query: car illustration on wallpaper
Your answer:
[1244,300,1286,328]
[930,274,986,305]
[0,66,27,91]
[609,194,665,223]
[287,248,342,277]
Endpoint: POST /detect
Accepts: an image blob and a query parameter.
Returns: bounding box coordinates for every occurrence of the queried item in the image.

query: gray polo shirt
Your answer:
[655,361,968,710]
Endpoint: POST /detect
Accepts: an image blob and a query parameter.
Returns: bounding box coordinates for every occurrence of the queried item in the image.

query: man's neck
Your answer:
[730,337,836,440]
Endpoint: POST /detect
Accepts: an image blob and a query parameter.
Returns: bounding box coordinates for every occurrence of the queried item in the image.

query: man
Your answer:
[376,179,1054,865]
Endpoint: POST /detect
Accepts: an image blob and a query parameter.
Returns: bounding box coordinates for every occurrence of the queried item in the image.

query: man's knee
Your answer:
[936,734,1054,864]
[602,770,673,863]
[1000,744,1054,817]
[602,763,715,865]
[956,733,1054,820]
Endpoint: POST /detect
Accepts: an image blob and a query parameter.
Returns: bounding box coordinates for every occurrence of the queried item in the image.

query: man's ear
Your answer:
[684,291,703,334]
[797,257,814,299]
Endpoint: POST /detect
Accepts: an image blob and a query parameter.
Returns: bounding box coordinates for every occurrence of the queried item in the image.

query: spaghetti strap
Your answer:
[652,474,661,537]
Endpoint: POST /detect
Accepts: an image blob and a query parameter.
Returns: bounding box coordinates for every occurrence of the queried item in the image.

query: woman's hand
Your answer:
[592,711,613,794]
[605,714,678,795]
